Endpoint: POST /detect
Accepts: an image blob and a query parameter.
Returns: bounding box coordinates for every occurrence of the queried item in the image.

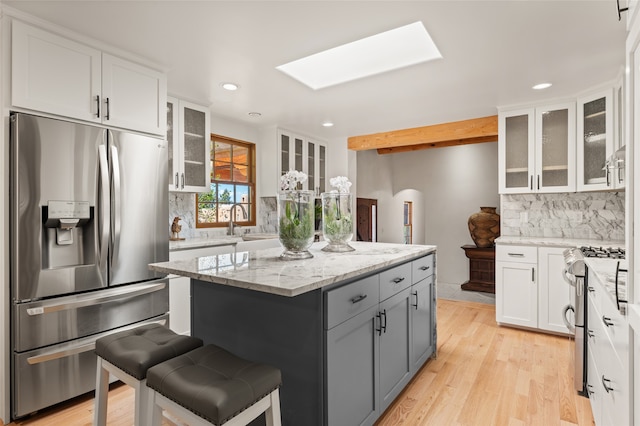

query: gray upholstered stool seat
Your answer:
[93,323,203,426]
[147,344,282,426]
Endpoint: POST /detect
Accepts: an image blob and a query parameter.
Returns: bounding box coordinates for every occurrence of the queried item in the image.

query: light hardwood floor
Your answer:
[4,298,594,426]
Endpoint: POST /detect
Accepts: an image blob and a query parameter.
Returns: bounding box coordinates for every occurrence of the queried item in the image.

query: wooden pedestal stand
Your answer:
[461,244,495,294]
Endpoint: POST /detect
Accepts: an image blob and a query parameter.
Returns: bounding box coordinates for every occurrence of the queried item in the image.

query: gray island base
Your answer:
[150,242,437,426]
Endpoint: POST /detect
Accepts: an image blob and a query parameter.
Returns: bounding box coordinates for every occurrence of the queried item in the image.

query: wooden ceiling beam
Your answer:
[347,115,498,154]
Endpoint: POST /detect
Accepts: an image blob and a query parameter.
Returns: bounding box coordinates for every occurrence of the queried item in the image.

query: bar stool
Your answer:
[146,344,282,426]
[93,323,203,426]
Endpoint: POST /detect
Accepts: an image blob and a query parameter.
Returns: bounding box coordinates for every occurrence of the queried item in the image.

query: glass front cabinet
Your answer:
[499,103,575,194]
[576,89,614,191]
[278,129,327,195]
[167,97,211,192]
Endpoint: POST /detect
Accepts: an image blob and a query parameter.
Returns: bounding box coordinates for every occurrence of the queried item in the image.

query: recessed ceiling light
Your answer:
[322,121,334,127]
[276,21,442,90]
[248,112,262,117]
[221,82,239,91]
[532,83,552,90]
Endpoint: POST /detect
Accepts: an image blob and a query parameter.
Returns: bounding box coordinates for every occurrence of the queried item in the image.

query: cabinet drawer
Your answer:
[325,275,379,329]
[380,263,412,301]
[496,245,537,263]
[412,255,434,283]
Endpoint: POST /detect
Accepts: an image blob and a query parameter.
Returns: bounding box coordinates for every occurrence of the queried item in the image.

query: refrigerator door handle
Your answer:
[98,144,110,273]
[26,316,168,365]
[110,143,122,267]
[25,282,167,316]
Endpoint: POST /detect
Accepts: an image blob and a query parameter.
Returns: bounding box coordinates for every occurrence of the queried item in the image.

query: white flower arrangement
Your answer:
[280,170,308,191]
[329,176,352,193]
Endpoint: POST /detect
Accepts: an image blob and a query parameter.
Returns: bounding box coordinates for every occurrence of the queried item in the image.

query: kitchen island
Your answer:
[150,241,437,426]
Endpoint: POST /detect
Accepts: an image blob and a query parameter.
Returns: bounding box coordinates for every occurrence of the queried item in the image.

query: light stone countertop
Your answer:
[150,241,437,297]
[496,236,625,249]
[585,257,628,314]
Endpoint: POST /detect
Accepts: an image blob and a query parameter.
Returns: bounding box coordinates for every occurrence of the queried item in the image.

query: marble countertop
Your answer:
[496,236,625,248]
[585,256,628,314]
[150,241,437,297]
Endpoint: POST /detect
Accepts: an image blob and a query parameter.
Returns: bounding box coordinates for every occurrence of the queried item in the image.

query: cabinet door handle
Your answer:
[392,277,405,284]
[531,268,535,282]
[350,294,367,304]
[601,376,614,393]
[175,172,179,189]
[412,291,419,309]
[96,95,101,118]
[381,309,387,333]
[530,175,533,190]
[181,173,185,189]
[586,384,594,396]
[587,329,594,338]
[419,266,430,271]
[606,166,611,187]
[105,97,110,120]
[587,286,595,293]
[602,316,614,327]
[376,312,382,336]
[537,174,540,190]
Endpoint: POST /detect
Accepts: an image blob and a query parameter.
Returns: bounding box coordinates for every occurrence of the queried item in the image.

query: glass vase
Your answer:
[321,192,355,252]
[278,190,315,260]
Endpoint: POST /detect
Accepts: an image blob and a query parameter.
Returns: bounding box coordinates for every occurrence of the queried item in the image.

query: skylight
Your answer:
[276,21,442,90]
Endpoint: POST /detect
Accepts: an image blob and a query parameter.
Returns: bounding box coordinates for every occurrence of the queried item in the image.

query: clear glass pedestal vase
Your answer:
[278,190,315,260]
[321,192,355,252]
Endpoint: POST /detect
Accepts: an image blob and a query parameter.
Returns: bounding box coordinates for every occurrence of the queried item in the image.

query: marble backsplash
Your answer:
[500,192,625,241]
[168,192,276,238]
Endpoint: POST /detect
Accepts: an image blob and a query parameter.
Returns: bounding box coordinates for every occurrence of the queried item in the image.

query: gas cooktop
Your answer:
[580,246,626,259]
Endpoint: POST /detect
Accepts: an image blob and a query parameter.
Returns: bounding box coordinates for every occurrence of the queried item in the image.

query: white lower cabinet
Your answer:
[168,244,235,335]
[585,268,630,426]
[325,254,435,426]
[496,245,572,334]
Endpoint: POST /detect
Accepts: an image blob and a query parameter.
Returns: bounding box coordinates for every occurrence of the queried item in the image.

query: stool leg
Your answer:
[147,388,163,426]
[265,389,282,426]
[93,357,109,426]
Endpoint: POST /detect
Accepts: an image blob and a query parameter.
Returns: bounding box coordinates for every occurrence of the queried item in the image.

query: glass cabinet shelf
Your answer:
[506,167,528,173]
[584,111,606,120]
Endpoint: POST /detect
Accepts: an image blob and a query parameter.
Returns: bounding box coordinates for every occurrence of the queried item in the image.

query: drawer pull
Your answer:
[587,329,595,338]
[587,286,595,293]
[586,384,594,396]
[392,277,405,284]
[602,316,614,327]
[419,266,430,271]
[507,253,525,257]
[350,294,368,304]
[601,376,614,393]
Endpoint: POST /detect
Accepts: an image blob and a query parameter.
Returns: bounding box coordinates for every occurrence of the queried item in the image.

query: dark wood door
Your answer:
[357,198,377,242]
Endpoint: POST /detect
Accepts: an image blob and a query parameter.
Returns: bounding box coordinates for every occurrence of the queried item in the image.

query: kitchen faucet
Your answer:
[228,203,248,235]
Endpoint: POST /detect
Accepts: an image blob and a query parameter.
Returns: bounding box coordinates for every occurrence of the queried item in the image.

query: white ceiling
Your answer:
[2,0,628,141]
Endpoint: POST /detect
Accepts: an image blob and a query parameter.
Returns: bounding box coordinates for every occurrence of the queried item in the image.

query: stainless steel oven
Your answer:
[562,247,587,396]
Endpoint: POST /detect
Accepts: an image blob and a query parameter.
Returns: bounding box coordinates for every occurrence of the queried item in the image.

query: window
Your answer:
[403,201,412,244]
[196,135,256,228]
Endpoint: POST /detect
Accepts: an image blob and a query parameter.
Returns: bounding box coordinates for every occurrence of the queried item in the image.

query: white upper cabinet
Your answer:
[577,89,614,191]
[11,20,166,135]
[12,20,101,123]
[499,102,575,194]
[278,129,327,195]
[101,54,166,135]
[167,97,211,192]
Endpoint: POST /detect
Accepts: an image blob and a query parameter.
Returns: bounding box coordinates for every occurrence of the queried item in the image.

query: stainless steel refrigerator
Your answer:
[9,112,169,419]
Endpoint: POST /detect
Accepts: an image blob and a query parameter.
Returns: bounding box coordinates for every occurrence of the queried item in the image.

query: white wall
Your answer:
[356,142,500,286]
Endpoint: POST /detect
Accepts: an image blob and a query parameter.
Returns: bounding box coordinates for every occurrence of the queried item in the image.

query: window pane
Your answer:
[214,160,232,181]
[214,141,232,162]
[233,164,248,182]
[218,184,234,204]
[233,145,249,166]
